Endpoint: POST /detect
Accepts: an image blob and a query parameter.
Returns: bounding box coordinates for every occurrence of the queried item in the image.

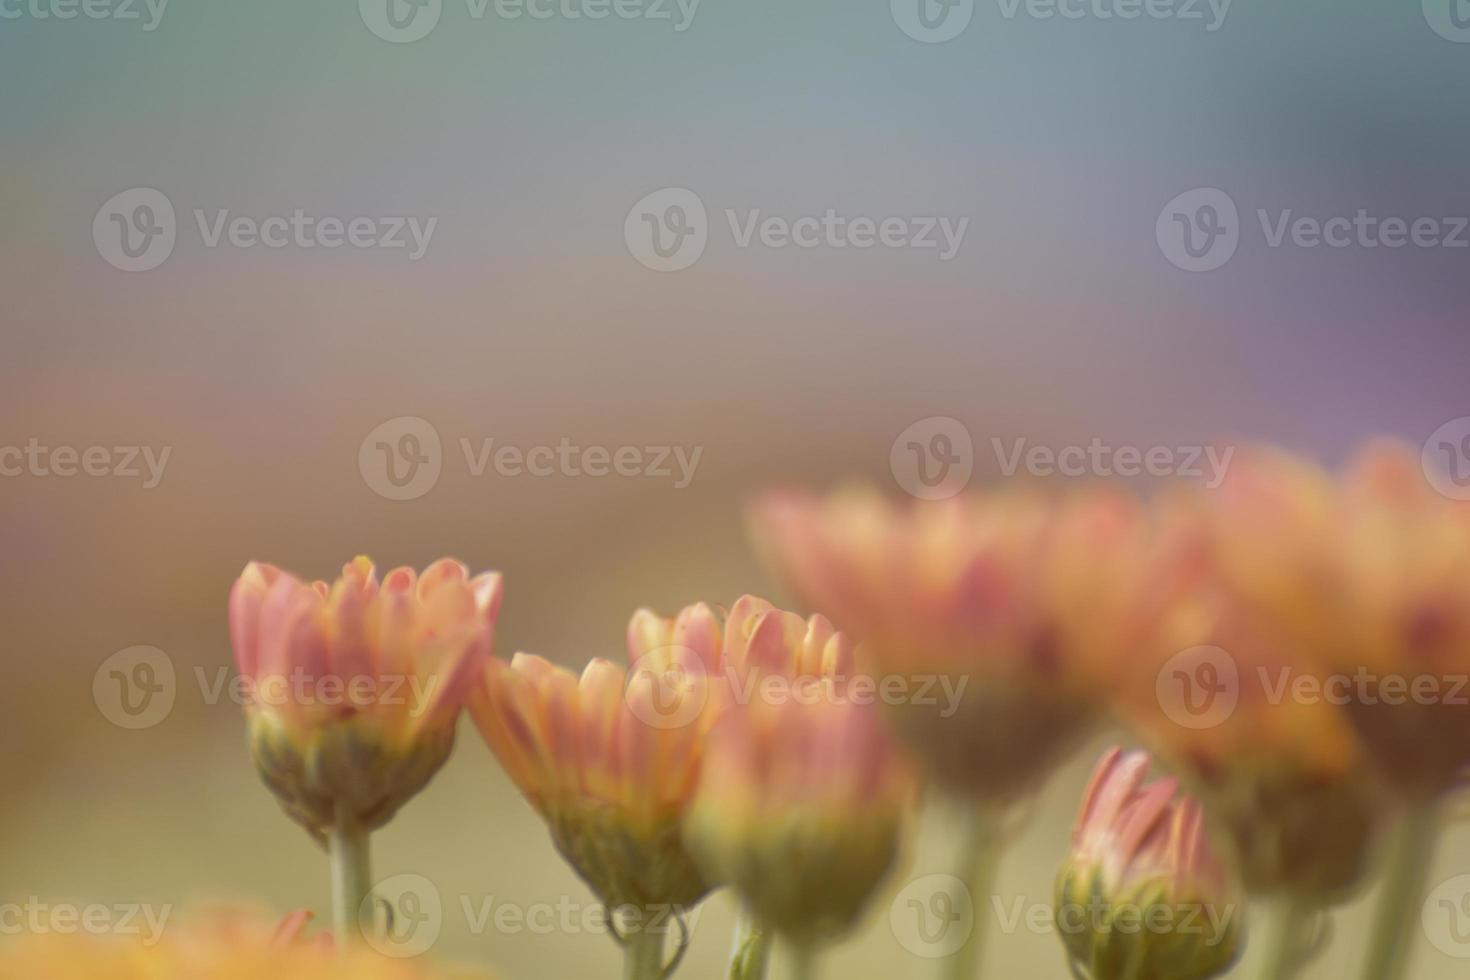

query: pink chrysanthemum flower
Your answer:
[229,556,502,841]
[1056,748,1242,980]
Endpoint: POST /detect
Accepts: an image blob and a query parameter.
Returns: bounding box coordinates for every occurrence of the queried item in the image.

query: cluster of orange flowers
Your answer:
[8,439,1468,980]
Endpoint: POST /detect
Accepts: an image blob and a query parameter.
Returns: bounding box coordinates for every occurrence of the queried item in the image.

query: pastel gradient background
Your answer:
[3,0,1470,975]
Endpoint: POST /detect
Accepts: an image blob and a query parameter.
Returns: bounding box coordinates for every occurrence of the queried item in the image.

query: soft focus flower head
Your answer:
[684,676,914,945]
[750,485,1165,802]
[1329,440,1470,800]
[229,556,502,842]
[1056,748,1242,980]
[470,648,723,912]
[1127,448,1390,900]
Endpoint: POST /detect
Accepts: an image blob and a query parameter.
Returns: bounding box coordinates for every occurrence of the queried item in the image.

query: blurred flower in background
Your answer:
[750,486,1161,804]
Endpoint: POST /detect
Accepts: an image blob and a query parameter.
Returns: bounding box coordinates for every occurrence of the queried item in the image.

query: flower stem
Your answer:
[943,805,1004,980]
[1358,801,1443,980]
[327,814,373,947]
[623,925,666,980]
[1256,896,1316,980]
[727,905,771,980]
[788,941,819,980]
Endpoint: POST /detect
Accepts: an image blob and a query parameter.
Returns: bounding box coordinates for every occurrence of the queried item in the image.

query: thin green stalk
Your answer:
[1256,895,1316,980]
[943,806,1004,980]
[327,813,373,947]
[623,925,666,980]
[727,905,772,980]
[788,941,819,980]
[1358,802,1443,980]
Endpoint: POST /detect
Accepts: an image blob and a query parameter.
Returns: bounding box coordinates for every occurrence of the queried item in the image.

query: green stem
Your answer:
[727,905,771,980]
[788,941,819,980]
[1358,801,1443,980]
[1256,896,1316,980]
[327,814,373,947]
[943,805,1004,980]
[623,925,666,980]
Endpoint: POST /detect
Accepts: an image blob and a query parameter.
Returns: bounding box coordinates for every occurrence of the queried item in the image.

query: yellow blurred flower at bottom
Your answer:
[0,907,492,980]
